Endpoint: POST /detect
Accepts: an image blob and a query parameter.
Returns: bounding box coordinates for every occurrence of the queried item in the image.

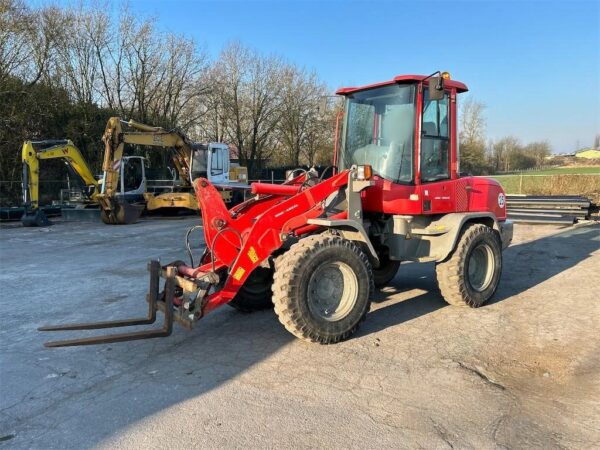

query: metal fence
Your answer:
[489,173,600,201]
[0,180,72,207]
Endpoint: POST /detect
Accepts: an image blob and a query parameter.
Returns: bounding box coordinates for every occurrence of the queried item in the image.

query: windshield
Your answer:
[339,84,416,183]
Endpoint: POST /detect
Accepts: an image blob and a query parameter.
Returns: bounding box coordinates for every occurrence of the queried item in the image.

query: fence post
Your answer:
[519,175,523,194]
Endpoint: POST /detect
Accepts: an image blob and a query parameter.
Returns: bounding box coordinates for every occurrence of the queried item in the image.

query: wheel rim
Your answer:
[307,261,359,322]
[467,243,495,292]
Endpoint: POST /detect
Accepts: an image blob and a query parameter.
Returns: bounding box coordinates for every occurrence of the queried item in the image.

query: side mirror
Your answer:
[428,77,445,100]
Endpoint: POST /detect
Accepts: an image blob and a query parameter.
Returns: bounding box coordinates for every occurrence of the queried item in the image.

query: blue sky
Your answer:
[35,0,600,151]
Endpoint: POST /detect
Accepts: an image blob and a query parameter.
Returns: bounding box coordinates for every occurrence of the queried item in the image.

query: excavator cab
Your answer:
[119,156,147,201]
[189,143,231,184]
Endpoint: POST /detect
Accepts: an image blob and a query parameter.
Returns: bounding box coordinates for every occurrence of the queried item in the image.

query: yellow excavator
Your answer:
[99,117,248,225]
[21,140,100,226]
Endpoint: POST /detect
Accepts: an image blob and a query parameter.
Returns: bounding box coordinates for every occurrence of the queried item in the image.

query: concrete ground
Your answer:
[0,217,599,449]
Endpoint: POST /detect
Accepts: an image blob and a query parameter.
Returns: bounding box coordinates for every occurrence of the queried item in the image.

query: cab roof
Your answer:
[335,74,468,96]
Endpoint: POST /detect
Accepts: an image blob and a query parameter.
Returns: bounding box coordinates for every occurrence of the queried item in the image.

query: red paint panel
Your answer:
[200,170,352,313]
[468,177,507,220]
[251,183,300,196]
[362,177,422,215]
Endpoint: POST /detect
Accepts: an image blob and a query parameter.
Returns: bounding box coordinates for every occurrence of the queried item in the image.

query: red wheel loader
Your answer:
[40,72,513,347]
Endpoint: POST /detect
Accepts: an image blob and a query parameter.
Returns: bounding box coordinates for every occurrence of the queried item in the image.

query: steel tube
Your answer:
[250,183,301,196]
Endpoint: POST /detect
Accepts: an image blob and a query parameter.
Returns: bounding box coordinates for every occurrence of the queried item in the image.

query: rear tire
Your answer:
[436,223,502,307]
[272,234,373,344]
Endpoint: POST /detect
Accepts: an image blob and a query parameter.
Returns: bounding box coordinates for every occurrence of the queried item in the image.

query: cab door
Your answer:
[417,88,455,214]
[119,156,146,201]
[208,145,230,184]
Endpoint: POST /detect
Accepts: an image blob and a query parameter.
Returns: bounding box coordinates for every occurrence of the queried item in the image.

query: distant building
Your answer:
[545,153,575,160]
[575,149,600,159]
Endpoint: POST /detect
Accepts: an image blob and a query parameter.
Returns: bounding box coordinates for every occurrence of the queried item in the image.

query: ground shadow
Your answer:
[0,219,294,449]
[360,224,599,337]
[490,224,599,303]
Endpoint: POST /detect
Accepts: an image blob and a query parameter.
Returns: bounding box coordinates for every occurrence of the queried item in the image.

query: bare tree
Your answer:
[211,43,284,174]
[0,0,62,92]
[52,5,101,105]
[153,34,209,130]
[490,136,521,172]
[459,97,487,173]
[0,0,30,89]
[277,66,328,166]
[523,141,551,166]
[197,66,228,142]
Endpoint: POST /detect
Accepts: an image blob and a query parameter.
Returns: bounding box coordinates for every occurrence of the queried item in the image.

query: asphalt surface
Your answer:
[1,217,599,449]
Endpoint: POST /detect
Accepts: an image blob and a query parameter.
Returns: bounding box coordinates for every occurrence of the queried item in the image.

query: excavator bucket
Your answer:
[21,209,51,227]
[100,199,145,225]
[39,261,175,347]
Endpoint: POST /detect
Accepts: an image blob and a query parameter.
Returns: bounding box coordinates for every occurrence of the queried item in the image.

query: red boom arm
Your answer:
[192,170,351,313]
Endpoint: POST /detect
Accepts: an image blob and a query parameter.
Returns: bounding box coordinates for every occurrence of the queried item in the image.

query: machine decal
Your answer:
[274,204,299,218]
[498,193,505,208]
[247,246,259,263]
[233,267,246,281]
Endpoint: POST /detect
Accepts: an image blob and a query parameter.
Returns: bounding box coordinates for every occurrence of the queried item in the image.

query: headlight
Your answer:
[356,165,372,181]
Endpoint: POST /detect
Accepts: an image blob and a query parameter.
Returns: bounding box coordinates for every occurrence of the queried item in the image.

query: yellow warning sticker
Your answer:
[247,246,259,263]
[233,267,246,281]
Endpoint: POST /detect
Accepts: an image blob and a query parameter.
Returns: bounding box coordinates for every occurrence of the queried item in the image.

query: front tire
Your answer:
[436,223,502,307]
[272,234,373,344]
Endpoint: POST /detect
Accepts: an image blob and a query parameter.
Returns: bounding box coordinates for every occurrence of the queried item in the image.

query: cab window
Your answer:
[123,158,143,191]
[420,89,450,182]
[211,148,223,175]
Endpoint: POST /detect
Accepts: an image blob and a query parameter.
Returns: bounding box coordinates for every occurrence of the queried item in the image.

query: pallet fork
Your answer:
[39,261,176,347]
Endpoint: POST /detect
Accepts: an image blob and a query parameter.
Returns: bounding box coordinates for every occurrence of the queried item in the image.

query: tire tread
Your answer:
[436,223,501,307]
[272,234,373,344]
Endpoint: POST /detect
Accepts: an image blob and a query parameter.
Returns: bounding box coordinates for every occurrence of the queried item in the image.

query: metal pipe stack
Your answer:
[506,195,594,225]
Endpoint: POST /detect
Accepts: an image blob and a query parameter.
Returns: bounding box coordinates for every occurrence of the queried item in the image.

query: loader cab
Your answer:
[336,73,468,215]
[190,143,230,184]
